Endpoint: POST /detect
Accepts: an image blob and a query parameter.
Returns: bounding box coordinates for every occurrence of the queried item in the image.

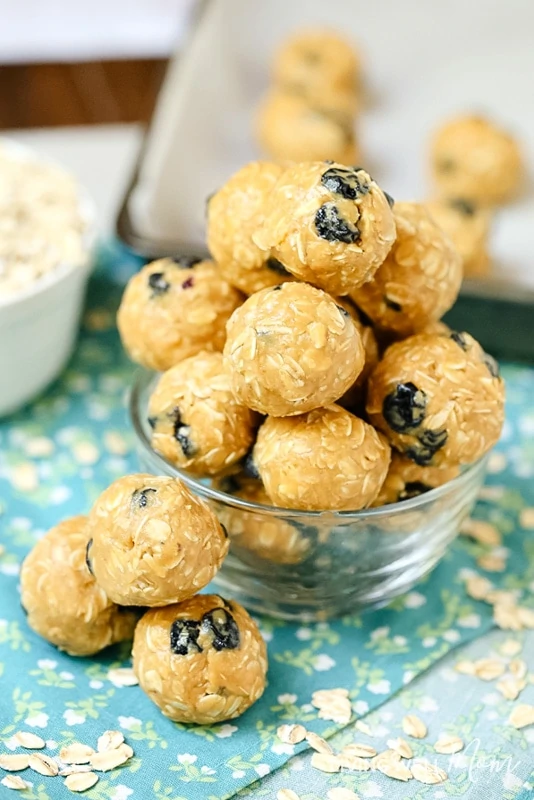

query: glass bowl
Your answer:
[129,370,488,621]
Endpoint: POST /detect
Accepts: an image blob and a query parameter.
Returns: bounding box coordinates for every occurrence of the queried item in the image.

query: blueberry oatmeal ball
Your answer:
[336,298,379,412]
[148,352,257,476]
[426,198,491,278]
[256,91,359,165]
[371,451,460,507]
[254,162,396,295]
[431,115,523,205]
[132,595,267,724]
[224,281,365,416]
[117,258,243,371]
[350,202,462,337]
[207,161,297,295]
[253,405,390,511]
[213,473,309,564]
[20,516,138,656]
[367,332,505,468]
[87,475,229,606]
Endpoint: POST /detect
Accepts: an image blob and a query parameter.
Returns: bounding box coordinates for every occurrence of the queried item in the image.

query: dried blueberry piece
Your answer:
[148,415,157,430]
[148,272,170,296]
[20,602,28,617]
[173,256,201,269]
[85,539,94,576]
[383,382,427,432]
[384,191,395,208]
[272,285,283,291]
[217,474,242,495]
[406,428,448,465]
[265,258,290,276]
[437,157,456,173]
[170,619,202,656]
[399,481,431,501]
[181,276,194,290]
[243,451,260,479]
[201,608,240,651]
[450,331,469,350]
[215,595,235,611]
[321,166,370,200]
[336,304,350,318]
[132,487,157,510]
[220,524,228,539]
[172,408,197,457]
[384,296,402,312]
[482,352,500,378]
[353,305,373,328]
[449,198,475,216]
[315,203,361,244]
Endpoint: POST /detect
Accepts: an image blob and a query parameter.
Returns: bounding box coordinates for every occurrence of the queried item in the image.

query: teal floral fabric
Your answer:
[0,245,533,799]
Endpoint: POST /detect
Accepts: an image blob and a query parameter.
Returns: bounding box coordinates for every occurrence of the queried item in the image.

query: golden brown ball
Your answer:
[426,198,491,278]
[371,451,460,507]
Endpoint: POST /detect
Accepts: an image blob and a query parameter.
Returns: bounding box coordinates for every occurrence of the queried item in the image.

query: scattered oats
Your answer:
[411,760,448,784]
[455,660,476,676]
[337,754,371,771]
[461,518,501,546]
[387,737,413,759]
[508,704,534,729]
[1,775,29,790]
[327,789,360,800]
[486,590,517,606]
[434,735,464,754]
[500,639,523,657]
[277,724,306,745]
[116,744,133,760]
[59,766,93,777]
[310,753,341,773]
[318,703,352,725]
[277,790,300,800]
[496,677,526,701]
[64,772,99,792]
[370,750,401,770]
[107,667,138,686]
[10,463,39,493]
[518,607,534,628]
[60,743,95,764]
[519,508,534,529]
[0,755,30,772]
[402,715,427,739]
[377,760,413,781]
[89,745,131,772]
[509,659,528,680]
[494,603,523,631]
[305,732,332,755]
[474,658,506,681]
[312,689,352,724]
[96,731,124,753]
[477,553,506,572]
[465,575,493,601]
[28,753,59,776]
[355,720,372,736]
[312,689,349,706]
[340,743,376,758]
[14,732,45,749]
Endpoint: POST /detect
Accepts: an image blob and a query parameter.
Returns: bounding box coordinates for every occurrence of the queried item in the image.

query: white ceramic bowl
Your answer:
[0,141,96,417]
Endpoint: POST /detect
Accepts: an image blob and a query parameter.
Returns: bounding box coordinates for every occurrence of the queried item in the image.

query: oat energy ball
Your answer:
[214,473,309,564]
[256,91,359,166]
[426,198,491,278]
[431,115,523,205]
[350,202,462,337]
[20,516,138,656]
[224,282,365,416]
[253,405,391,511]
[87,474,229,607]
[254,162,396,295]
[133,595,267,724]
[148,352,257,476]
[371,451,460,507]
[207,161,296,295]
[117,258,243,371]
[367,332,505,468]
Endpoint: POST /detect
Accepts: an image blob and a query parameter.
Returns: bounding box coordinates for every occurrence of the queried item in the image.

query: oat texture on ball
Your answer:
[253,162,396,295]
[431,114,523,206]
[207,161,297,295]
[371,451,460,507]
[148,352,258,476]
[367,332,505,468]
[350,202,462,337]
[336,298,380,413]
[87,474,229,607]
[117,258,243,371]
[20,516,138,656]
[253,405,391,511]
[133,594,267,724]
[426,198,491,278]
[224,281,365,416]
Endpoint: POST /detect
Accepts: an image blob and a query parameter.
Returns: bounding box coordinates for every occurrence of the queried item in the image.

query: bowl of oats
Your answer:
[0,139,96,416]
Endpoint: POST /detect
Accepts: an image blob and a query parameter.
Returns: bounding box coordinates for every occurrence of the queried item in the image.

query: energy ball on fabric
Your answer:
[213,472,310,564]
[426,198,491,278]
[148,352,258,477]
[256,91,359,166]
[371,451,460,507]
[224,282,365,417]
[431,115,523,206]
[117,258,243,371]
[254,162,396,296]
[87,474,229,607]
[207,161,296,295]
[367,332,505,468]
[253,405,391,511]
[350,202,462,337]
[336,298,380,412]
[132,595,267,724]
[20,516,138,656]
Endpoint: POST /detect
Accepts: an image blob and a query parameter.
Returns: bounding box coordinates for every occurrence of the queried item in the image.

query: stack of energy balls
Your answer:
[118,160,505,522]
[256,29,362,164]
[20,475,268,724]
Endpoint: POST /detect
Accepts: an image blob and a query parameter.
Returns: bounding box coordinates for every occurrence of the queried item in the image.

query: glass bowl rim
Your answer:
[129,367,489,520]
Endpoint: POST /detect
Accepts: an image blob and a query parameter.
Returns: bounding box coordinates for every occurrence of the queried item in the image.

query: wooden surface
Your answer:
[0,60,167,128]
